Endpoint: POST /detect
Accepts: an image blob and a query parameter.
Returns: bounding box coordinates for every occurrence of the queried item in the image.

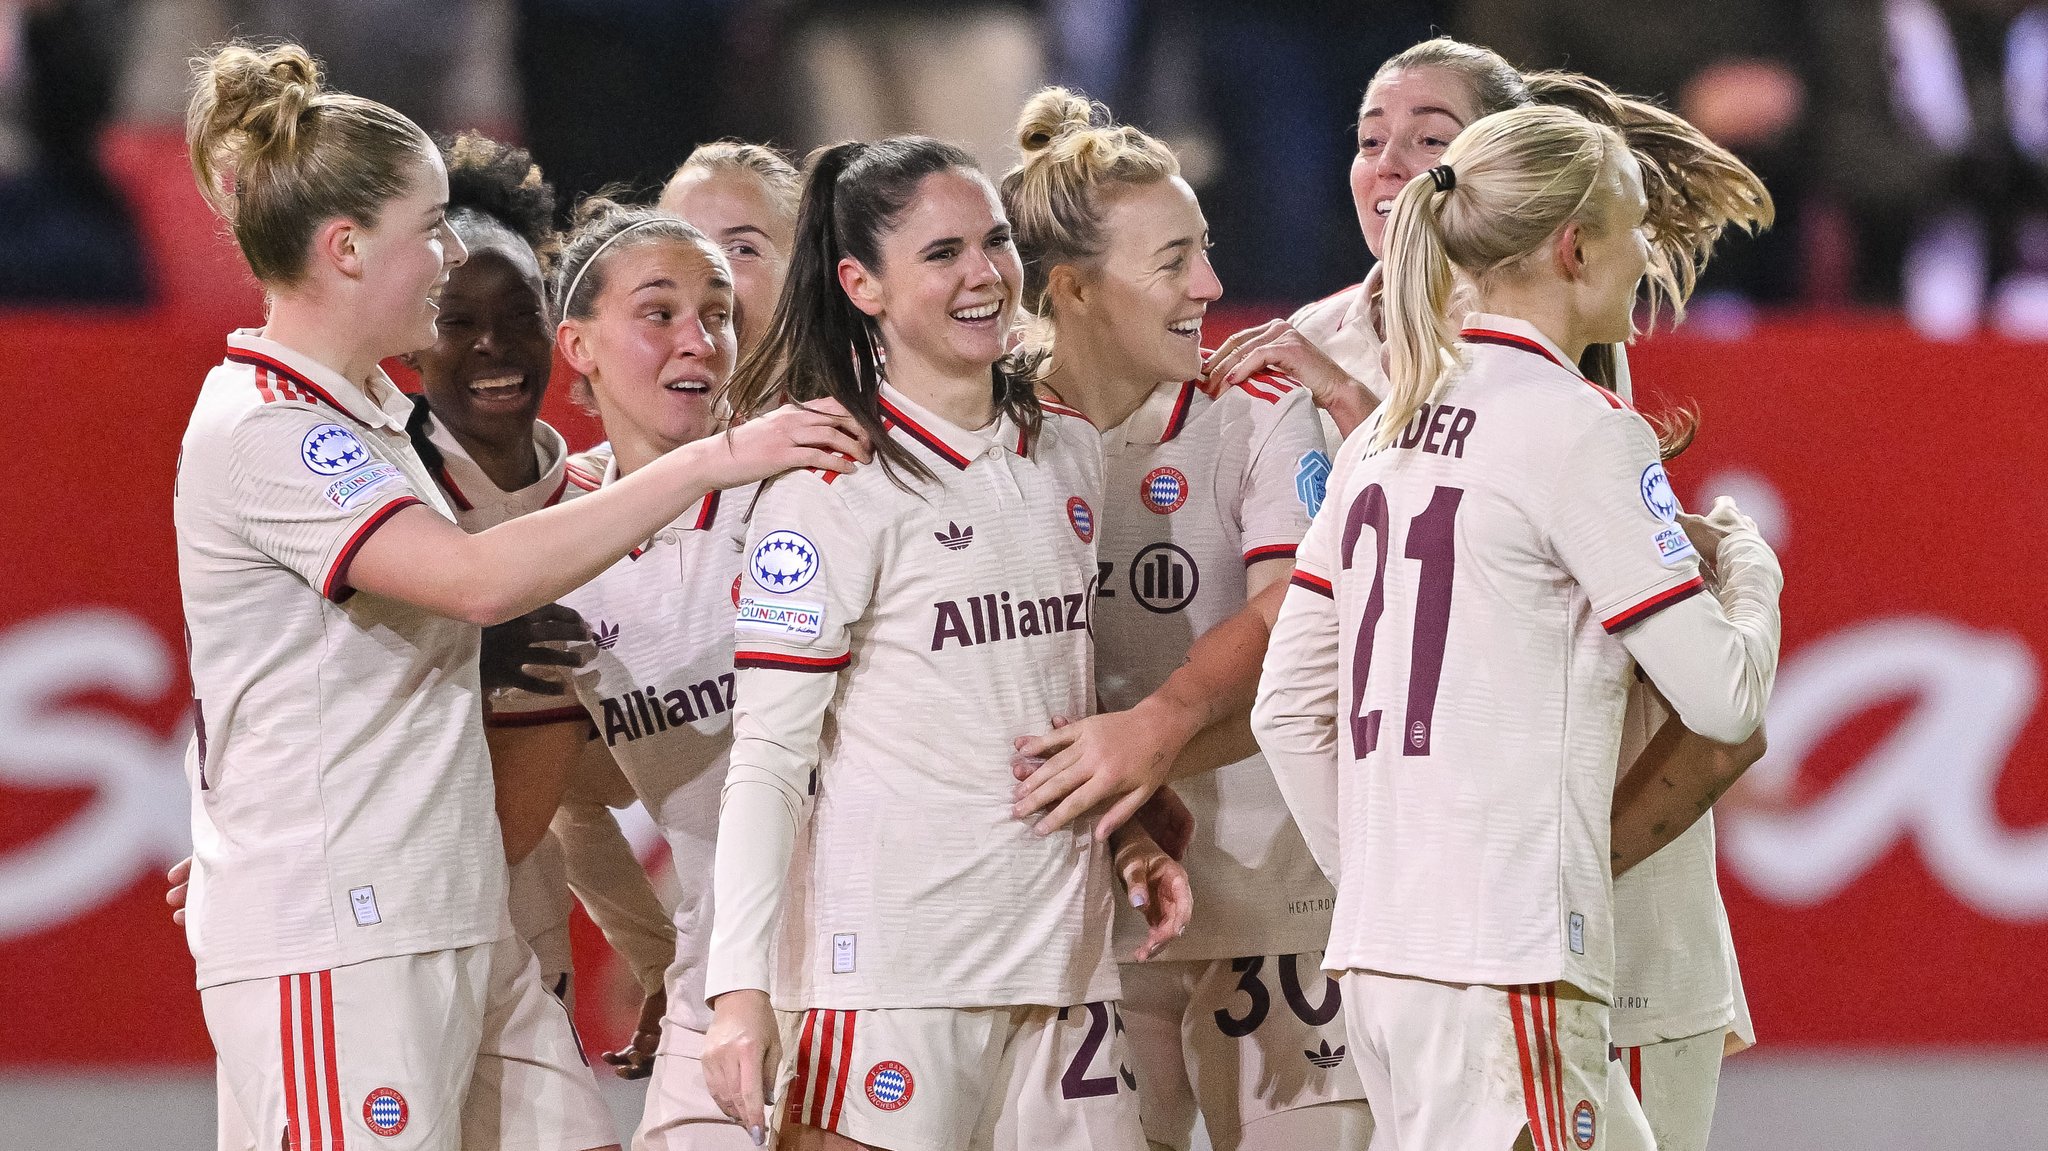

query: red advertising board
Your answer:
[0,132,2040,1064]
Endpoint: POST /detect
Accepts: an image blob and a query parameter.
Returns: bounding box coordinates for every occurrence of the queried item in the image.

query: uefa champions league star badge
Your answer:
[1639,462,1680,521]
[750,530,820,593]
[301,423,371,475]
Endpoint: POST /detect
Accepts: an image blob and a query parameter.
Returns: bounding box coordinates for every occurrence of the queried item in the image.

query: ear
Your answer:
[311,217,365,280]
[838,255,884,318]
[1046,263,1088,313]
[556,318,598,378]
[1553,221,1587,282]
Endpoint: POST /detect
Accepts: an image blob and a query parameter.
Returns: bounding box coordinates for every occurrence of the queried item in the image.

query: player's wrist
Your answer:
[1131,694,1206,767]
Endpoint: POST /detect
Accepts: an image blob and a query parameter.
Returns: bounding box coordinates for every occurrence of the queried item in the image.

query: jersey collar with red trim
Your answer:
[585,445,720,535]
[224,330,410,431]
[877,380,1029,468]
[1457,313,1585,378]
[1098,377,1204,448]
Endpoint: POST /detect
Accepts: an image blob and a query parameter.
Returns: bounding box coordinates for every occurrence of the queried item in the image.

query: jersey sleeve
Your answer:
[1237,386,1329,567]
[732,473,876,674]
[1542,409,1706,634]
[1248,418,1366,881]
[223,404,425,600]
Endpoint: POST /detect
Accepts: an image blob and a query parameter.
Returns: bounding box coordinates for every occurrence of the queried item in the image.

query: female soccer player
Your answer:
[1001,89,1371,1151]
[1252,103,1783,1151]
[1021,46,1777,1150]
[700,136,1190,1151]
[482,195,770,1150]
[177,41,865,1151]
[659,141,802,362]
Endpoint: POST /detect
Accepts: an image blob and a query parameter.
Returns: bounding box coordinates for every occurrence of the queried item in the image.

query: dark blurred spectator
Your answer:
[1120,0,1441,302]
[517,0,763,211]
[1456,0,1812,304]
[786,0,1047,175]
[228,0,480,128]
[1811,0,2048,337]
[0,0,148,303]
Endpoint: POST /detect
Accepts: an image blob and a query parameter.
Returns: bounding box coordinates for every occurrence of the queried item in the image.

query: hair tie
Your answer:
[1427,165,1457,193]
[563,217,666,315]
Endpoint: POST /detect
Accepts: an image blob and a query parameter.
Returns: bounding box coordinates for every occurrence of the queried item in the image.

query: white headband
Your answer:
[563,217,669,315]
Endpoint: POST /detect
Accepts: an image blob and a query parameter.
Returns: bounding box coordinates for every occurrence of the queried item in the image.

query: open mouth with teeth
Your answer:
[464,373,535,412]
[950,299,1004,325]
[1375,198,1395,218]
[1167,316,1203,340]
[663,377,713,395]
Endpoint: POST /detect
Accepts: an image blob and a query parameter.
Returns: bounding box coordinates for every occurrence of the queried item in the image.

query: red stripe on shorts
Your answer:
[319,971,346,1149]
[1629,1045,1644,1099]
[826,1010,856,1131]
[811,1010,838,1129]
[1512,987,1551,1151]
[298,973,323,1151]
[280,976,302,1151]
[787,1008,819,1128]
[1547,986,1570,1151]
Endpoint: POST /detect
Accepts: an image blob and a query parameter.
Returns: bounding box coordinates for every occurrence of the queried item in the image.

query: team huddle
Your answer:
[170,32,1782,1151]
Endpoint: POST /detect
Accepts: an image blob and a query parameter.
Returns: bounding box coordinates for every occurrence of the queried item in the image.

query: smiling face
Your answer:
[658,167,795,360]
[841,167,1023,382]
[565,236,738,452]
[357,145,468,359]
[408,217,551,451]
[1068,176,1221,385]
[1352,67,1484,258]
[1571,153,1653,347]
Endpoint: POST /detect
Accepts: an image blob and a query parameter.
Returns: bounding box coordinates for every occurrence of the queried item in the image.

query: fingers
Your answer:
[512,619,594,645]
[803,448,860,475]
[1012,743,1087,819]
[503,669,570,696]
[736,1039,768,1143]
[1205,321,1285,390]
[1012,724,1080,763]
[165,857,191,886]
[1033,773,1116,837]
[1093,785,1157,844]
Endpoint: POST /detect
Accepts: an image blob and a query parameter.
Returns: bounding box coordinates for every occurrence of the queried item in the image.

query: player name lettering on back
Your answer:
[930,586,1092,651]
[599,675,736,746]
[1370,402,1479,459]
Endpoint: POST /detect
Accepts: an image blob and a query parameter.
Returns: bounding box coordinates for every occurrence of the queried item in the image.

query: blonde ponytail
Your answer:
[186,40,431,284]
[1374,106,1624,452]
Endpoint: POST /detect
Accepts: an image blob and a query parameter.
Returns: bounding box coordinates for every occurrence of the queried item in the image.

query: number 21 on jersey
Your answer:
[1342,484,1463,758]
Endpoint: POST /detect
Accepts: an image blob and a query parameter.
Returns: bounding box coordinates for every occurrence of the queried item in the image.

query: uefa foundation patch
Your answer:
[1572,1098,1596,1149]
[865,1061,914,1111]
[363,1087,408,1136]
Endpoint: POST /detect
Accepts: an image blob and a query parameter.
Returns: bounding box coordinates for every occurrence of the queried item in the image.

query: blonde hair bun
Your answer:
[1016,86,1099,156]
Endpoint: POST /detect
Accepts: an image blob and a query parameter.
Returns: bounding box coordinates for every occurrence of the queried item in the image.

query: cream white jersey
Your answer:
[1287,276,1385,408]
[176,331,507,988]
[419,407,571,533]
[1257,315,1712,1001]
[1089,374,1335,962]
[1611,681,1754,1049]
[553,453,751,1033]
[720,383,1117,1010]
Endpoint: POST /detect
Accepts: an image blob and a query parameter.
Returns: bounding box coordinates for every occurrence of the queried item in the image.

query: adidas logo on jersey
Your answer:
[594,620,620,650]
[599,675,735,745]
[930,587,1091,651]
[1305,1040,1347,1069]
[934,521,974,551]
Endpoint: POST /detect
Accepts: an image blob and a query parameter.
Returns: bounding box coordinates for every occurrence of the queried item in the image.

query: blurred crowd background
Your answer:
[7,0,2048,338]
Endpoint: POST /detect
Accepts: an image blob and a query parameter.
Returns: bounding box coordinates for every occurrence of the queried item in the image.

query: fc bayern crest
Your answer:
[363,1087,409,1136]
[865,1061,914,1111]
[750,529,820,593]
[731,574,742,608]
[1572,1099,1596,1149]
[1066,496,1094,542]
[301,423,370,476]
[1141,466,1189,514]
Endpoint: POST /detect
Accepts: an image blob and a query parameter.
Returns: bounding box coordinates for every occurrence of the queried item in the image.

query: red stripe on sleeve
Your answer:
[826,1010,856,1131]
[318,970,346,1150]
[1600,576,1705,634]
[1243,543,1299,566]
[280,977,303,1151]
[484,705,588,728]
[1289,569,1334,598]
[321,497,424,601]
[735,651,851,673]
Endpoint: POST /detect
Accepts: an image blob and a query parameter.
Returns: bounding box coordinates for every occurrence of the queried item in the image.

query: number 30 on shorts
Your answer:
[1213,955,1341,1038]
